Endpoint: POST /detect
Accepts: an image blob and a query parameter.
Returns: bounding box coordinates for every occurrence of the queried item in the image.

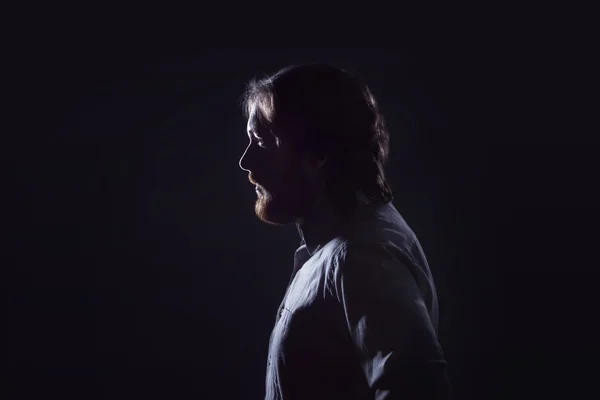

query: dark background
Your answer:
[5,12,597,400]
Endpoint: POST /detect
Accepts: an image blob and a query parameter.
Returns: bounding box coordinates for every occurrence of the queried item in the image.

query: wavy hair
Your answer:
[242,64,394,215]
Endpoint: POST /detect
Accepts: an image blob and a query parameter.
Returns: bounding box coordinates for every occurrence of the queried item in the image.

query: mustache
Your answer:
[248,175,260,186]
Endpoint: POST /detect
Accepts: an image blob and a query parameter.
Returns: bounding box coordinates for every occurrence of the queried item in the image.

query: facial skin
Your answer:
[238,105,327,226]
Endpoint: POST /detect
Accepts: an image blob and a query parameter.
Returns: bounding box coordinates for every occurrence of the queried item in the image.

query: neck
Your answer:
[295,192,351,255]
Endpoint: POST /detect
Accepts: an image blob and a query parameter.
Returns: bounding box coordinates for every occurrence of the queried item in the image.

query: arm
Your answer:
[331,240,452,400]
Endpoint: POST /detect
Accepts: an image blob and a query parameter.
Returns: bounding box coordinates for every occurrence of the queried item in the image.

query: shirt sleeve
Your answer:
[331,240,452,400]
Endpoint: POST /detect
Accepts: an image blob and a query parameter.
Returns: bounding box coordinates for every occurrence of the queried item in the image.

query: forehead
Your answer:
[246,104,272,134]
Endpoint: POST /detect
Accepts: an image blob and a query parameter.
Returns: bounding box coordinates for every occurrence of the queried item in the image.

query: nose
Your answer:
[238,142,251,172]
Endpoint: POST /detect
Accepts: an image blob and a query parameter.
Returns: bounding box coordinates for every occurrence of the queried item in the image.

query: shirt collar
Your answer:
[296,190,372,256]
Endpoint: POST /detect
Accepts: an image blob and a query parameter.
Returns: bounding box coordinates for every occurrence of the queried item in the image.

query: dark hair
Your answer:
[242,64,394,215]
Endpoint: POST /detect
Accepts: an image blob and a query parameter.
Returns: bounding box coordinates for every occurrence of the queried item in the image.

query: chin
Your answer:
[255,192,299,226]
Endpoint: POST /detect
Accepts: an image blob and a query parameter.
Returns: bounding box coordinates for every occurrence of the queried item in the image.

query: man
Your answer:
[238,64,451,399]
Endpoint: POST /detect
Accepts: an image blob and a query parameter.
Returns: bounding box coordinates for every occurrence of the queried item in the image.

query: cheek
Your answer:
[272,150,313,189]
[284,167,316,195]
[272,152,295,177]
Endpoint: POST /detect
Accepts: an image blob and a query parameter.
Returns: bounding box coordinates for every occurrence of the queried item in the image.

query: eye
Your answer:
[253,135,267,149]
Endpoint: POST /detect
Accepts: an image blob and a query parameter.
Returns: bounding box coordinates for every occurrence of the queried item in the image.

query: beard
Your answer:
[254,178,320,226]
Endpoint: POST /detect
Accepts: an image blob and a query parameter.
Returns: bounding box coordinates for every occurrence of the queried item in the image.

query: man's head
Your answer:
[238,64,393,226]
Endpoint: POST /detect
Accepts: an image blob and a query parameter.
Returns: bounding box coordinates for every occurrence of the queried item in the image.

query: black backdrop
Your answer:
[6,13,597,400]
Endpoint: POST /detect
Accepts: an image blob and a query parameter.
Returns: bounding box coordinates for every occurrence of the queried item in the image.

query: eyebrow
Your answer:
[247,120,266,137]
[247,116,274,140]
[247,128,262,139]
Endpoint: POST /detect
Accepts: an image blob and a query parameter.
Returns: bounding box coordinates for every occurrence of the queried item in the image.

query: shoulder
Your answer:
[330,237,411,270]
[323,236,425,299]
[327,238,404,283]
